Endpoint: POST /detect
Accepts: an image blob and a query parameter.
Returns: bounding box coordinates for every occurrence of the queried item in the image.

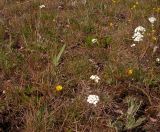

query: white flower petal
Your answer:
[131,44,136,47]
[148,16,156,24]
[91,38,98,43]
[156,58,160,62]
[90,75,100,83]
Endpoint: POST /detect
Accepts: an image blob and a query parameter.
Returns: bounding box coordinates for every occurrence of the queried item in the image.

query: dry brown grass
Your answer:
[0,0,160,131]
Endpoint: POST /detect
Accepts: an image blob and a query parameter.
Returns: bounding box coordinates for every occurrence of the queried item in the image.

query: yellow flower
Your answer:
[56,85,63,91]
[127,69,133,76]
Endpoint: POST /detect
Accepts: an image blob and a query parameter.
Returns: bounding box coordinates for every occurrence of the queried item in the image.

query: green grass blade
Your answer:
[53,44,66,66]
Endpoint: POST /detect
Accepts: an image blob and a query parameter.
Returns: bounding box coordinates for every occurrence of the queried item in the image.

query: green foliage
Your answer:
[0,50,16,73]
[22,26,32,38]
[125,97,145,130]
[110,96,145,131]
[53,44,66,67]
[24,85,33,96]
[65,56,93,79]
[83,24,95,34]
[85,36,97,47]
[102,36,112,48]
[133,69,145,82]
[125,115,146,130]
[126,96,141,116]
[36,105,46,122]
[40,12,56,20]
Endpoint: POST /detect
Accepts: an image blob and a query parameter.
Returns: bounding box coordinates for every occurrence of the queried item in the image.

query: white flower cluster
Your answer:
[132,26,146,42]
[148,16,156,24]
[90,75,100,83]
[87,95,100,106]
[39,5,45,9]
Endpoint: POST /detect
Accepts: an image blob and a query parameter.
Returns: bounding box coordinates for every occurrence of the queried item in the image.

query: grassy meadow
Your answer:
[0,0,160,131]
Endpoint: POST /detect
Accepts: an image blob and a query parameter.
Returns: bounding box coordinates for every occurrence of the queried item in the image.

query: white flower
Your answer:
[134,26,146,33]
[131,44,136,47]
[87,95,100,106]
[39,5,45,9]
[148,16,156,24]
[2,90,6,94]
[132,26,146,42]
[156,58,160,62]
[153,46,159,54]
[90,75,100,83]
[132,32,144,42]
[91,38,98,44]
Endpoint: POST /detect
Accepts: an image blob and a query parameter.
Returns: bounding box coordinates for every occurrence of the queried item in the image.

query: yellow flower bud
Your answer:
[127,69,133,76]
